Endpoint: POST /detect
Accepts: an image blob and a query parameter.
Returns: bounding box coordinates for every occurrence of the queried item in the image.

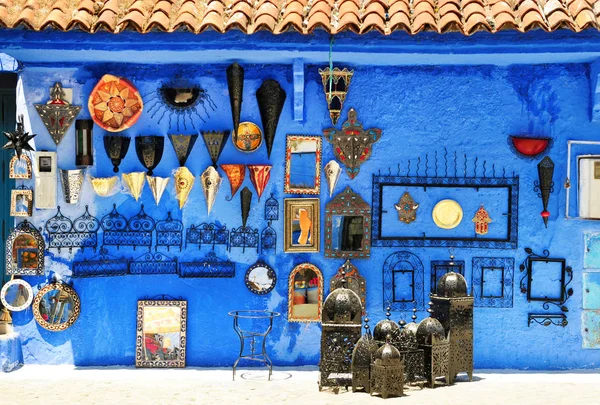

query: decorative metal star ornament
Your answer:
[35,82,81,145]
[3,115,36,159]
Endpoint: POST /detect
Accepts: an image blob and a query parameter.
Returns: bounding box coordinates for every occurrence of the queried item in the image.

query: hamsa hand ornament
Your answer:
[472,205,492,235]
[323,108,382,179]
[394,192,419,224]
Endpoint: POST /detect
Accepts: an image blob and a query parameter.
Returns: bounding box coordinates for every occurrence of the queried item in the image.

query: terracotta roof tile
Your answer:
[0,0,599,36]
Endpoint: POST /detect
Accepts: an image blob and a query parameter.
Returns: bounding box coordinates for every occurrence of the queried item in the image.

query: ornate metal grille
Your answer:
[155,212,183,252]
[264,193,279,221]
[185,223,229,250]
[383,251,424,311]
[472,257,514,308]
[129,252,178,275]
[101,204,155,250]
[179,251,235,278]
[230,226,259,253]
[371,149,519,249]
[72,247,128,278]
[45,206,100,253]
[261,222,276,253]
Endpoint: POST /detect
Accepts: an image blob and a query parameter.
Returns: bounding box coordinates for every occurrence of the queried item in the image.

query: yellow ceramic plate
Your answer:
[432,199,463,229]
[233,122,262,153]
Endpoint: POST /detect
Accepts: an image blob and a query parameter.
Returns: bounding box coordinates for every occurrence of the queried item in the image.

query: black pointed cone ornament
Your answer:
[227,62,244,136]
[103,135,131,173]
[256,79,286,159]
[135,136,165,176]
[168,134,198,167]
[240,186,252,228]
[201,130,230,167]
[536,156,554,228]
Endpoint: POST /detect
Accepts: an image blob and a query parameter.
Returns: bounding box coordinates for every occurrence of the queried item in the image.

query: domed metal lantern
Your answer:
[431,272,474,384]
[397,320,425,384]
[135,136,164,176]
[319,277,362,391]
[373,307,400,346]
[370,337,404,399]
[416,312,450,388]
[351,319,378,393]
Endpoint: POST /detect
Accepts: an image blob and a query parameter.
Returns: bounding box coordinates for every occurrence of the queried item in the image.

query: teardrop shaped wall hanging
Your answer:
[227,62,244,136]
[202,131,230,167]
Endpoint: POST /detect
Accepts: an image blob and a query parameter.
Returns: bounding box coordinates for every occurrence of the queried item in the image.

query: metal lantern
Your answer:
[76,120,94,166]
[373,307,401,346]
[319,277,363,391]
[535,156,555,228]
[201,131,229,168]
[135,136,164,176]
[431,272,474,384]
[168,134,198,167]
[397,320,425,384]
[104,135,130,173]
[35,82,81,146]
[369,338,404,399]
[416,312,450,388]
[319,67,354,126]
[351,318,378,393]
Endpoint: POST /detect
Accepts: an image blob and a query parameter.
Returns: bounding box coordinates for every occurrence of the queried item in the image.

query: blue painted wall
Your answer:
[5,55,600,369]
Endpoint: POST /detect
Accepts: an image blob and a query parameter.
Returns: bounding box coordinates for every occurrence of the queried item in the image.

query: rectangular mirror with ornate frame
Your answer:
[284,135,322,195]
[284,198,320,253]
[136,299,187,368]
[325,187,371,259]
[11,188,33,217]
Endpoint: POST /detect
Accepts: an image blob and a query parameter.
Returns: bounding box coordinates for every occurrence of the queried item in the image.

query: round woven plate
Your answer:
[432,199,463,229]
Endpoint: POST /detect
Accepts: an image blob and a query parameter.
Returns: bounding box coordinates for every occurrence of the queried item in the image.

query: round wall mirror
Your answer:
[245,261,277,295]
[1,278,33,312]
[33,283,81,332]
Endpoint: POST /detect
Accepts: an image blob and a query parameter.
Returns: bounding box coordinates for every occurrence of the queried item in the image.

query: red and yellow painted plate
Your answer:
[88,74,143,132]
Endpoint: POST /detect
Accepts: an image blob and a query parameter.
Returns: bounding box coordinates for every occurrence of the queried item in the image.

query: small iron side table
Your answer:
[228,310,280,381]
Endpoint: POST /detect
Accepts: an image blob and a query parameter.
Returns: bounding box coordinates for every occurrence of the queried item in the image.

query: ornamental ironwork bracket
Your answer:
[179,251,235,278]
[230,225,259,253]
[185,222,229,250]
[528,314,568,327]
[101,204,156,251]
[155,212,183,252]
[45,205,100,253]
[261,221,276,254]
[129,252,178,275]
[72,247,128,278]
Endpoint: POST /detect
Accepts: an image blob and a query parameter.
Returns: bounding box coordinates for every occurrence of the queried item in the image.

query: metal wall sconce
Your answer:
[535,156,554,228]
[75,120,94,166]
[319,67,354,126]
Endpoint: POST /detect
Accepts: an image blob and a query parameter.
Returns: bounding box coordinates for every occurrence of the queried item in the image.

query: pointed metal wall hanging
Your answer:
[174,166,194,209]
[535,156,554,228]
[324,160,341,198]
[35,82,81,145]
[240,186,252,227]
[201,131,230,167]
[221,164,245,201]
[122,172,146,201]
[256,79,286,158]
[168,134,197,167]
[472,205,492,235]
[90,176,118,197]
[103,135,130,173]
[3,115,36,159]
[200,166,222,214]
[147,176,170,205]
[318,67,354,126]
[135,136,164,176]
[323,108,382,179]
[60,168,85,204]
[227,62,244,136]
[247,164,272,201]
[88,74,143,132]
[394,191,419,224]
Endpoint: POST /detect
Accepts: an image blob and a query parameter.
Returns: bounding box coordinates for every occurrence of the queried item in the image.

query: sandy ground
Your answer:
[1,366,599,405]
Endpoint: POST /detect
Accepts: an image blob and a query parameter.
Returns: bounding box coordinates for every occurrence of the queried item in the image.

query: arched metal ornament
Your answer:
[323,108,382,179]
[35,82,81,146]
[6,220,45,276]
[33,282,81,332]
[168,134,197,167]
[245,261,277,295]
[9,154,32,179]
[395,191,419,224]
[330,259,366,310]
[1,278,34,312]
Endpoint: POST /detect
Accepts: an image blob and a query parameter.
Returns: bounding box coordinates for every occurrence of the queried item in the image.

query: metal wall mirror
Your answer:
[245,261,277,295]
[1,278,34,312]
[33,283,81,331]
[6,220,45,276]
[11,188,33,217]
[288,263,323,323]
[136,300,187,368]
[284,198,320,253]
[325,187,371,259]
[9,154,32,179]
[284,135,322,195]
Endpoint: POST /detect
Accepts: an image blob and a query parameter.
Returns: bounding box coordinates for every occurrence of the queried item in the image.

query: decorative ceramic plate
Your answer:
[432,199,463,229]
[233,122,262,153]
[88,74,143,132]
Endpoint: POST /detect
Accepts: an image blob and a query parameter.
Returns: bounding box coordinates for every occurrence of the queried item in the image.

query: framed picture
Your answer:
[284,135,322,195]
[284,198,320,253]
[11,188,33,217]
[136,299,187,368]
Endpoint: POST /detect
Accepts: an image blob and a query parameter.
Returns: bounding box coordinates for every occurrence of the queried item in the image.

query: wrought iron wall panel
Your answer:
[155,212,183,251]
[383,251,424,311]
[371,150,519,249]
[430,260,465,295]
[185,223,229,249]
[230,226,259,253]
[72,247,128,278]
[129,252,178,275]
[261,222,276,253]
[264,193,279,221]
[472,257,514,308]
[101,204,155,250]
[179,252,235,278]
[45,206,100,253]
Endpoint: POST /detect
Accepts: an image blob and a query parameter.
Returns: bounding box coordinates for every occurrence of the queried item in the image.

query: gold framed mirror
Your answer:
[33,282,80,331]
[136,299,187,368]
[284,198,320,253]
[288,263,323,323]
[9,154,32,179]
[6,220,45,276]
[10,188,33,217]
[284,135,322,195]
